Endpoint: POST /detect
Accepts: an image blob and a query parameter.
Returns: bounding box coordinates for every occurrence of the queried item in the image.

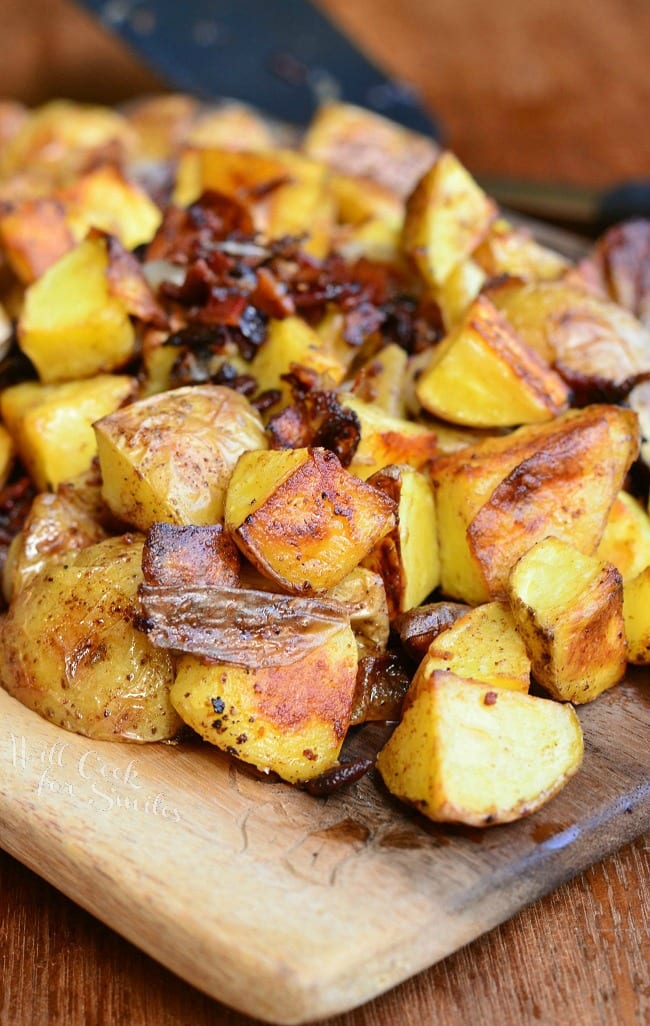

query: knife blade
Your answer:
[74,0,442,138]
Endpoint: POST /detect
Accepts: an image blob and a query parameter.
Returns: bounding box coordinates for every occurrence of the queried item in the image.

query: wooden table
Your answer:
[0,2,649,1024]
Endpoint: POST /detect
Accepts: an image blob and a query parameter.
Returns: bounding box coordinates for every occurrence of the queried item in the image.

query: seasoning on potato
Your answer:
[0,96,648,827]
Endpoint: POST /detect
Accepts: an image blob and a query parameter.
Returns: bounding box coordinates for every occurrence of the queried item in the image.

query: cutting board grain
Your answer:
[0,672,648,1024]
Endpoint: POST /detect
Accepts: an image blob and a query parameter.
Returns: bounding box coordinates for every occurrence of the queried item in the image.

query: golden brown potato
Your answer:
[95,385,267,531]
[415,295,570,428]
[339,394,439,480]
[302,101,438,198]
[18,235,137,383]
[472,218,569,282]
[362,464,440,618]
[507,537,626,703]
[432,257,486,330]
[250,316,347,408]
[595,491,650,581]
[170,620,358,783]
[224,446,396,593]
[402,152,496,287]
[60,165,162,251]
[0,198,74,284]
[623,565,650,664]
[408,602,530,696]
[430,404,639,604]
[376,670,583,826]
[349,343,409,418]
[1,374,135,491]
[488,279,650,401]
[141,523,240,589]
[3,491,107,603]
[0,535,181,741]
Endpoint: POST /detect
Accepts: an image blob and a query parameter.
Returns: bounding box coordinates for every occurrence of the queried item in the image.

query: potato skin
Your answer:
[0,535,180,741]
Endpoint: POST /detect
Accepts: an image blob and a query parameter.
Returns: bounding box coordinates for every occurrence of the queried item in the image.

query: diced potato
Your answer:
[402,152,496,287]
[326,566,390,658]
[431,404,639,604]
[0,535,181,741]
[0,422,14,489]
[3,491,106,602]
[473,218,569,281]
[0,100,135,180]
[126,93,200,160]
[489,279,650,401]
[339,393,439,479]
[376,670,583,826]
[60,165,162,250]
[224,446,396,593]
[333,218,402,263]
[596,491,650,581]
[250,316,347,407]
[95,385,267,530]
[329,172,404,229]
[186,103,274,151]
[303,101,438,198]
[349,343,409,418]
[18,235,137,382]
[623,565,650,664]
[507,537,626,703]
[0,198,74,283]
[362,465,439,618]
[433,257,486,330]
[408,602,530,696]
[416,295,570,427]
[170,620,358,783]
[1,374,135,491]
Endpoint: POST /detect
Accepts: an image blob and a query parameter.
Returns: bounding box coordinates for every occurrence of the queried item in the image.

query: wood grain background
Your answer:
[1,1,649,1025]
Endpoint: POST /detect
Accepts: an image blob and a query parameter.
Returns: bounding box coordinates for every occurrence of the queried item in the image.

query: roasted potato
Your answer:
[623,565,650,664]
[431,404,639,604]
[415,295,570,428]
[376,670,583,826]
[340,394,439,480]
[361,464,439,618]
[95,385,267,530]
[171,620,358,783]
[224,446,396,593]
[0,535,180,741]
[595,491,650,581]
[507,536,626,703]
[1,374,135,491]
[408,602,530,695]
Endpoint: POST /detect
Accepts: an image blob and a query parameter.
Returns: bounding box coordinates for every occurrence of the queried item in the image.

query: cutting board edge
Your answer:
[2,783,648,1025]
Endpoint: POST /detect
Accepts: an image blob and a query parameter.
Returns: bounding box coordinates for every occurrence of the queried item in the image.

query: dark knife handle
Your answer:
[597,182,650,231]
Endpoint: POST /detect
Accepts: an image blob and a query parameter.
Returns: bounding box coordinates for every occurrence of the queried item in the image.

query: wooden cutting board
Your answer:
[0,671,648,1024]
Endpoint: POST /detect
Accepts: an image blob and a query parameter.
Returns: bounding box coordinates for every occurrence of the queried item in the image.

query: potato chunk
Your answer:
[430,405,639,604]
[224,447,396,593]
[18,235,137,383]
[362,464,440,618]
[623,565,650,664]
[402,152,496,287]
[171,621,358,783]
[415,295,570,427]
[376,670,583,826]
[507,537,626,703]
[409,602,530,695]
[0,536,180,741]
[0,423,14,490]
[1,374,135,491]
[95,385,267,530]
[595,491,650,581]
[339,394,439,480]
[250,316,347,407]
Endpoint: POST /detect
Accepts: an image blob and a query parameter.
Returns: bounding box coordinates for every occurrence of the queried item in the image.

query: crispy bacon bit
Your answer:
[484,691,498,706]
[146,191,255,264]
[302,757,374,796]
[267,389,361,466]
